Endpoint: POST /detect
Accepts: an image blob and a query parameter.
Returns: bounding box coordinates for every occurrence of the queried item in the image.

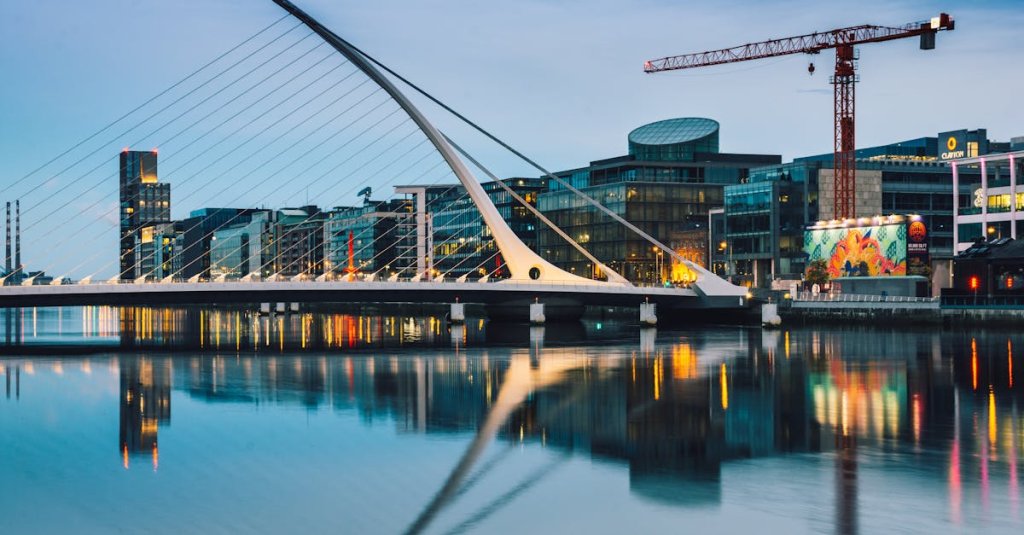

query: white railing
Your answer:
[793,291,938,304]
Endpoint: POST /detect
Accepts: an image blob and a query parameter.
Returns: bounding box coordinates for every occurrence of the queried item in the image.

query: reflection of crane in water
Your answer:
[404,343,594,534]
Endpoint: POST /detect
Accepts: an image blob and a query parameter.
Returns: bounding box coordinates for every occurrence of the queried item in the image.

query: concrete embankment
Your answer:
[781,299,1024,327]
[782,300,942,326]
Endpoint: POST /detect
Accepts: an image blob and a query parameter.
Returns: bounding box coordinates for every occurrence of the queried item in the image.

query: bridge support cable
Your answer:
[23,42,341,250]
[21,31,332,280]
[19,29,318,223]
[9,22,307,217]
[339,166,456,279]
[377,195,486,281]
[322,160,455,279]
[215,136,440,281]
[302,12,742,294]
[0,13,291,199]
[270,0,600,286]
[173,112,431,281]
[39,61,370,281]
[441,459,567,535]
[78,87,394,282]
[137,104,411,281]
[108,73,401,281]
[446,137,630,286]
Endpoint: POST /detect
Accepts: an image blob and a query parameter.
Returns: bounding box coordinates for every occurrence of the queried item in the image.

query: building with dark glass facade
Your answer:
[324,199,412,278]
[209,211,274,280]
[179,208,260,280]
[537,118,779,283]
[718,130,997,289]
[396,179,543,280]
[119,150,170,280]
[272,206,325,278]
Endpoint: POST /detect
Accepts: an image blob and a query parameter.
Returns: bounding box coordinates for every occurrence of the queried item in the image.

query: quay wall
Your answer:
[781,300,1024,327]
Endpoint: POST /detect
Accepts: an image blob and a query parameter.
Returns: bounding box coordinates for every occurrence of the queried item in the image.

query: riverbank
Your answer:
[780,297,1024,327]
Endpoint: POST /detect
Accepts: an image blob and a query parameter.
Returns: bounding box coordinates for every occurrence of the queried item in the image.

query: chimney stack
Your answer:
[4,202,10,278]
[15,200,21,279]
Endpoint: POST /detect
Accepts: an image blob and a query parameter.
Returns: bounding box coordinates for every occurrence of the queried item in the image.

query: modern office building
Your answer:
[209,211,274,279]
[134,221,183,281]
[324,199,411,278]
[720,161,819,285]
[272,206,325,278]
[119,150,170,280]
[952,149,1024,251]
[537,118,780,283]
[395,179,543,280]
[179,208,259,280]
[717,129,1000,288]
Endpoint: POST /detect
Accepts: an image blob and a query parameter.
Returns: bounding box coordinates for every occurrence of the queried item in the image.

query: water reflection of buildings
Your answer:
[6,323,1015,529]
[119,358,171,469]
[2,305,120,347]
[117,307,487,351]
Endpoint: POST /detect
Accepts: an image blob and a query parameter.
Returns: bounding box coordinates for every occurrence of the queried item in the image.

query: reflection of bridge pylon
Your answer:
[404,350,587,534]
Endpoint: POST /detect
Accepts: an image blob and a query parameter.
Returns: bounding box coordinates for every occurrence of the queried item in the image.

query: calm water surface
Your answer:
[0,307,1022,534]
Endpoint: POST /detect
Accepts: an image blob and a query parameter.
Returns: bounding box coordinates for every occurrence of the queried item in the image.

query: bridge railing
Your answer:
[793,292,938,304]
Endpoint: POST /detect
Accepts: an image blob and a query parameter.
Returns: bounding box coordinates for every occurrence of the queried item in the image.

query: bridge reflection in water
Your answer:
[2,324,1022,532]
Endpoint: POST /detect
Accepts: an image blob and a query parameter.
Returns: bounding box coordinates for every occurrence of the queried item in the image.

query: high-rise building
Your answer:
[119,150,170,280]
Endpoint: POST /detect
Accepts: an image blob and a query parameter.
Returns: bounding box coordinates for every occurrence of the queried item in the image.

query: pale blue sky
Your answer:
[0,0,1021,277]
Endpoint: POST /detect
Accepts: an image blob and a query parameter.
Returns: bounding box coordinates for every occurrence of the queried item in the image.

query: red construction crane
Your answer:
[644,14,954,219]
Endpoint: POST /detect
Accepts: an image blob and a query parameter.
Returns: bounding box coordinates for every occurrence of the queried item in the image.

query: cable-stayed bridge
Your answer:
[0,0,749,321]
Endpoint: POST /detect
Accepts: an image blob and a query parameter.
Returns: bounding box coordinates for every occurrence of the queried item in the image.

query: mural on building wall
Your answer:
[804,223,907,277]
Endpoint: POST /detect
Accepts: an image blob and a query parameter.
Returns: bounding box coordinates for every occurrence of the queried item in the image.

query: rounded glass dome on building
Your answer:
[628,117,720,162]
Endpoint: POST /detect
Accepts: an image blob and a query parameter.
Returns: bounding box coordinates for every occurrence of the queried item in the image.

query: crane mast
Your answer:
[644,14,954,219]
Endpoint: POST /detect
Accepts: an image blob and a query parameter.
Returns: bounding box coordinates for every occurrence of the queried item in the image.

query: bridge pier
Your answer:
[449,302,465,324]
[640,302,657,327]
[529,302,545,325]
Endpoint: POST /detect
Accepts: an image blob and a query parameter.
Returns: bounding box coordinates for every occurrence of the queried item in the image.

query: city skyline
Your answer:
[1,1,1022,279]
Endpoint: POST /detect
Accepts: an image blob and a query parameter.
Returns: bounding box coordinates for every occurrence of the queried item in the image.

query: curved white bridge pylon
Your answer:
[272,0,613,286]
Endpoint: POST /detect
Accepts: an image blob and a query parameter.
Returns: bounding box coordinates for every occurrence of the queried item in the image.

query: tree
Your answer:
[806,259,830,286]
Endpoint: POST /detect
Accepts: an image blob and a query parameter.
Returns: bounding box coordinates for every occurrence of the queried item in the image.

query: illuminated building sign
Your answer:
[938,130,982,161]
[941,135,965,160]
[906,218,930,276]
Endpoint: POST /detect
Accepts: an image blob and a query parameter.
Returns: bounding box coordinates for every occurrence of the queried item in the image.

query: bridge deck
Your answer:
[0,280,744,310]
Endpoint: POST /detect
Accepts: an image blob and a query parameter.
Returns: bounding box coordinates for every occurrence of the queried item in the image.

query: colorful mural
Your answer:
[804,223,907,277]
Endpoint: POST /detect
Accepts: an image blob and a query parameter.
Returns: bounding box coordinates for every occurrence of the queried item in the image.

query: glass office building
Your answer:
[720,129,999,289]
[538,118,780,283]
[397,179,543,280]
[324,199,412,278]
[119,150,170,280]
[720,161,820,286]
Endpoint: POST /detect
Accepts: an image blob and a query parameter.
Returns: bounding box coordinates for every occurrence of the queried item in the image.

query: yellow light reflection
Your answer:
[671,343,697,380]
[652,357,662,401]
[720,363,729,410]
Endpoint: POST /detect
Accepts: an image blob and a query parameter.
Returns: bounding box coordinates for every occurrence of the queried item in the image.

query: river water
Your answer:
[0,306,1021,534]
